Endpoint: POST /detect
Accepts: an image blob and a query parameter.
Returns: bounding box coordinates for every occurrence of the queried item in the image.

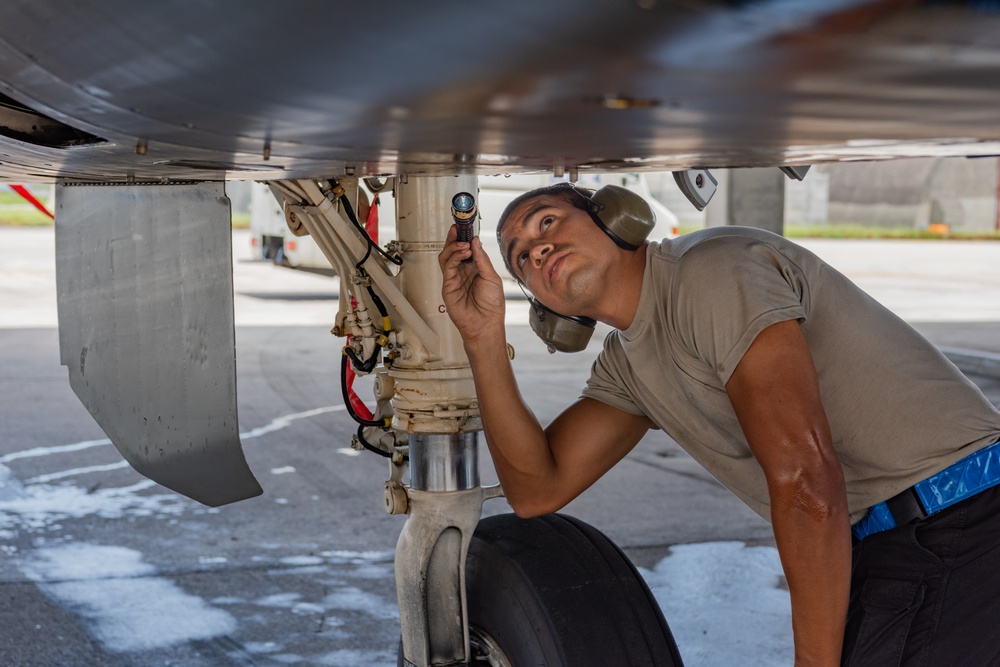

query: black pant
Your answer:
[842,484,1000,666]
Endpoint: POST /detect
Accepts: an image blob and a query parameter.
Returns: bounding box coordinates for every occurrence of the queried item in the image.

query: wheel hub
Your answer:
[470,626,511,667]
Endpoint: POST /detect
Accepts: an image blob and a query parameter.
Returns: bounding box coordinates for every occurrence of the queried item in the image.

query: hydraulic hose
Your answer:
[341,352,385,428]
[355,424,392,459]
[345,343,381,374]
[330,180,401,267]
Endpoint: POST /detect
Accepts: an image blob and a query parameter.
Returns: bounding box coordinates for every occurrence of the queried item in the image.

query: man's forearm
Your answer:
[771,475,851,667]
[464,335,560,515]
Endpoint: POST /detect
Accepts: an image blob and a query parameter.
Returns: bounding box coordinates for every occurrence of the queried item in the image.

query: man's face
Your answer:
[500,194,615,315]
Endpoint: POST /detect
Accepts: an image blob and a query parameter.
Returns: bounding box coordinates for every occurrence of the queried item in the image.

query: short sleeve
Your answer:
[581,332,647,416]
[671,236,809,385]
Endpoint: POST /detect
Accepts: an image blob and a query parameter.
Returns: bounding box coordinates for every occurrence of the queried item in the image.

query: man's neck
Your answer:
[595,243,648,331]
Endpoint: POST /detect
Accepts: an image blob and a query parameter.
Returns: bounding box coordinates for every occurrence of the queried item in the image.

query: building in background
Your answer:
[647,157,1000,233]
[821,157,998,232]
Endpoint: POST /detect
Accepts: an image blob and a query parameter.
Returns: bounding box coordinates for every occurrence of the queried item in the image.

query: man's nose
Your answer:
[530,242,552,266]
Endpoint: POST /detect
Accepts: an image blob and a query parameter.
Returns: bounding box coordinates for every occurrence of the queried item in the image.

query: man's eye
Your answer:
[541,217,553,230]
[517,251,528,267]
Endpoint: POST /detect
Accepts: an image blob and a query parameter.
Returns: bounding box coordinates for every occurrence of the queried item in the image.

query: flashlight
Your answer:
[451,192,478,262]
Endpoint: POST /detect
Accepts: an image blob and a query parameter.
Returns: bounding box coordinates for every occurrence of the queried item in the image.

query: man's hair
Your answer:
[495,182,596,276]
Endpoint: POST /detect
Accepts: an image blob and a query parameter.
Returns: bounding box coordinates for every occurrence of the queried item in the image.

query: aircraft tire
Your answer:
[398,512,683,666]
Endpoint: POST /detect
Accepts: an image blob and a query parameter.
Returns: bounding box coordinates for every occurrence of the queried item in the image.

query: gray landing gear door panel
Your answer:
[55,182,262,507]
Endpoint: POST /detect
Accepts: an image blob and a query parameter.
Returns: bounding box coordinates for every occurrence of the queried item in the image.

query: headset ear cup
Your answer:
[591,185,656,249]
[528,298,596,353]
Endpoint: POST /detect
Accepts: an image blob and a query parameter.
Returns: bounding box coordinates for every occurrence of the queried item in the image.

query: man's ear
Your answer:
[589,185,655,250]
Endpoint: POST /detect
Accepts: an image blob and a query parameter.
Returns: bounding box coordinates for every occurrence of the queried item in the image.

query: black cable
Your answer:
[365,284,389,320]
[341,353,384,427]
[346,195,399,265]
[357,240,373,269]
[355,424,409,462]
[345,344,381,374]
[342,352,409,462]
[355,424,392,458]
[342,286,387,370]
[330,181,402,266]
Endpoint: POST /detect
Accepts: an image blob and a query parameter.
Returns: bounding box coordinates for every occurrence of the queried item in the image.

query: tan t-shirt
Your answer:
[582,227,1000,523]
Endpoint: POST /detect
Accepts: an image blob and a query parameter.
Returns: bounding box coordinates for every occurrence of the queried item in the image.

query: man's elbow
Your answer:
[770,465,848,523]
[505,493,567,520]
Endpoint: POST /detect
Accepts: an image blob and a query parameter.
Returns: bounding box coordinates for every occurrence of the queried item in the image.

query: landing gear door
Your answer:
[55,182,262,507]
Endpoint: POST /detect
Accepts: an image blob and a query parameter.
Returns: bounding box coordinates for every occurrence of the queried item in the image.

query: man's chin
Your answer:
[552,280,598,317]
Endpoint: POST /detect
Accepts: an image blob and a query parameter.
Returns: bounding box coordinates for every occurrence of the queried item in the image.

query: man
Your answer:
[438,182,1000,666]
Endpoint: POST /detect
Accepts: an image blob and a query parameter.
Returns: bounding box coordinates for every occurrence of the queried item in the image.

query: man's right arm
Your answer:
[439,228,652,517]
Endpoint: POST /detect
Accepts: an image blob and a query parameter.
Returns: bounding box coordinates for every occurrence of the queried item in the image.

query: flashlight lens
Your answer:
[452,192,475,213]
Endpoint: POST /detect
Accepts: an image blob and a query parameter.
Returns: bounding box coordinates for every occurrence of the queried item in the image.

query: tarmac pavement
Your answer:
[0,228,997,666]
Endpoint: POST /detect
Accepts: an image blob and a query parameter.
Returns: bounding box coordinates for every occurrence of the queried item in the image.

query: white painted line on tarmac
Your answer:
[337,447,363,457]
[2,405,346,470]
[238,405,345,440]
[25,460,130,484]
[0,438,112,464]
[0,405,344,494]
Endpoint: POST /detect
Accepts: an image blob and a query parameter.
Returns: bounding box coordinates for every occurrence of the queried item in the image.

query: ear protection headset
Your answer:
[523,184,655,353]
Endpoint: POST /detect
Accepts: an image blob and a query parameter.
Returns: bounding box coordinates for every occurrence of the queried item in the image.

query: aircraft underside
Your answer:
[1,1,999,182]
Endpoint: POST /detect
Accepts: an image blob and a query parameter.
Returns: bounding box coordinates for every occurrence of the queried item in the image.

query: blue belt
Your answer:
[852,439,1000,542]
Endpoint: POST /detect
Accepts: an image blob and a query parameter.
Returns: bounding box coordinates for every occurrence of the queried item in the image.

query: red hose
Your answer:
[366,193,379,240]
[344,192,383,421]
[344,348,375,421]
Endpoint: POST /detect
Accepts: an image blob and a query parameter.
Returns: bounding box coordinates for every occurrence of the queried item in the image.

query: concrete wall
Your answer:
[820,157,999,231]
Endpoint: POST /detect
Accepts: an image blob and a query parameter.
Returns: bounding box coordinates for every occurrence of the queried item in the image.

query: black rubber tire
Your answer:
[399,513,683,666]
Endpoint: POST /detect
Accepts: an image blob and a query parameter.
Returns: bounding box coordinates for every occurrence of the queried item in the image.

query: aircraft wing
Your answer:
[0,1,998,182]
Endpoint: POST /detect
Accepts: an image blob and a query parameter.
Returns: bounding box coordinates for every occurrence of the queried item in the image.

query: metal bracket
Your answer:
[780,165,811,181]
[673,169,718,211]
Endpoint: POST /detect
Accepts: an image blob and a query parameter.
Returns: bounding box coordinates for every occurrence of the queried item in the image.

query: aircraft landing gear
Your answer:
[267,173,682,667]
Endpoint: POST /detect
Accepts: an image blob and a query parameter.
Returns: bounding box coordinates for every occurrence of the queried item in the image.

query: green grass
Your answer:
[0,192,35,205]
[0,187,53,206]
[678,224,1000,241]
[0,209,253,228]
[789,224,1000,240]
[0,185,56,224]
[0,209,54,226]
